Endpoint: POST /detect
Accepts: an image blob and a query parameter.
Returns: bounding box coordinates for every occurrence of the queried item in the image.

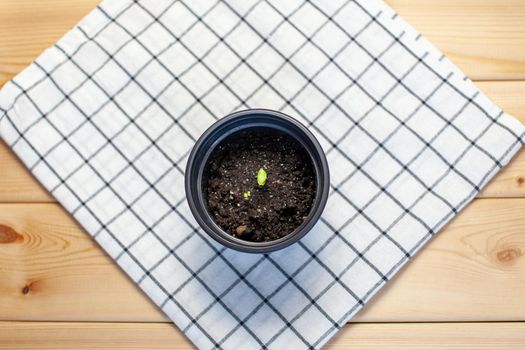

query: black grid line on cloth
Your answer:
[176,0,315,110]
[274,15,518,345]
[95,2,250,115]
[55,0,309,217]
[10,67,270,349]
[263,0,480,203]
[229,0,370,111]
[296,0,505,185]
[42,47,304,350]
[276,29,406,130]
[174,0,398,338]
[47,14,262,218]
[302,41,428,253]
[159,232,313,346]
[308,129,524,349]
[106,0,342,271]
[151,1,422,344]
[284,87,478,347]
[49,42,200,211]
[261,59,454,336]
[206,4,524,348]
[274,0,478,266]
[211,240,356,348]
[171,0,358,337]
[91,6,222,118]
[318,0,522,149]
[53,0,302,208]
[324,72,457,246]
[7,4,284,346]
[6,1,137,146]
[308,88,525,347]
[311,113,525,349]
[185,7,445,340]
[69,21,320,350]
[327,71,452,232]
[92,3,327,347]
[0,0,524,349]
[70,28,315,350]
[59,8,257,211]
[244,1,497,268]
[169,3,379,340]
[190,5,490,348]
[0,107,221,347]
[41,0,267,202]
[26,1,201,176]
[219,0,418,275]
[345,0,523,145]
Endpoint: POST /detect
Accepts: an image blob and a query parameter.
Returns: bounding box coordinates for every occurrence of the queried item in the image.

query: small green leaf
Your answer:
[257,168,267,186]
[243,191,251,199]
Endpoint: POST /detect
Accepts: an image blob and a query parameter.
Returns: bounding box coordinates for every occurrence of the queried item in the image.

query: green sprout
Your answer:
[257,168,267,186]
[243,191,251,199]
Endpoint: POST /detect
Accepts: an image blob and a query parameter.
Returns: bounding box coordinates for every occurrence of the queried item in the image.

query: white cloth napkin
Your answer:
[1,0,523,349]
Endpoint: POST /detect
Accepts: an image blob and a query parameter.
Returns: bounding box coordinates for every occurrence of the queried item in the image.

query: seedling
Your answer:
[257,168,267,186]
[243,191,251,199]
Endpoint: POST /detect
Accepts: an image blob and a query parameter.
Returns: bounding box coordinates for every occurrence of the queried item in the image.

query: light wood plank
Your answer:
[1,321,525,350]
[0,0,524,85]
[0,0,99,88]
[0,142,52,202]
[0,203,166,322]
[1,81,524,203]
[386,0,525,81]
[477,81,525,120]
[0,322,187,350]
[1,199,524,322]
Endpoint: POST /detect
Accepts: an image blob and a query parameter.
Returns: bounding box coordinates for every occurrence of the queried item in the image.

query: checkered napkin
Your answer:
[1,0,524,348]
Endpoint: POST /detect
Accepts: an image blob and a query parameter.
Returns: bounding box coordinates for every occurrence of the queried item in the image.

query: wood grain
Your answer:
[0,0,99,88]
[387,0,525,81]
[0,0,524,85]
[0,143,53,203]
[1,199,524,322]
[1,321,525,350]
[0,203,165,322]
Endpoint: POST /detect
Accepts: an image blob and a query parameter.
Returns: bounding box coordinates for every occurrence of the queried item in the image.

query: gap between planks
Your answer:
[1,321,525,350]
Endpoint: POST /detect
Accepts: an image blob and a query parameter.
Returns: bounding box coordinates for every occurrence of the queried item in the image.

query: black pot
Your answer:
[185,109,330,253]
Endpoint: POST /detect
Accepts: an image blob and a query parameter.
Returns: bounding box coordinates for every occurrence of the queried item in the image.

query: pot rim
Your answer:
[185,108,330,253]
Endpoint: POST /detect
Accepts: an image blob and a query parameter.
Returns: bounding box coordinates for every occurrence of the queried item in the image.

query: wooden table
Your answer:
[1,0,524,348]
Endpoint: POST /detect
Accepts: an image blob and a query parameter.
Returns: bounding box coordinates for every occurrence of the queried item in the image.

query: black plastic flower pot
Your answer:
[185,109,330,253]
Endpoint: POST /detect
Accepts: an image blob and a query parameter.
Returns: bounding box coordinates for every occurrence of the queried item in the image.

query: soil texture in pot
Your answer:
[205,128,316,242]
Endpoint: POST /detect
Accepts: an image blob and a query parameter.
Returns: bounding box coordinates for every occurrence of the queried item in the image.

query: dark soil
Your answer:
[205,128,316,242]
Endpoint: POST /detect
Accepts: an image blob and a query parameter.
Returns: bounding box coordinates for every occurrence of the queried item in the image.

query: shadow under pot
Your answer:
[185,109,330,253]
